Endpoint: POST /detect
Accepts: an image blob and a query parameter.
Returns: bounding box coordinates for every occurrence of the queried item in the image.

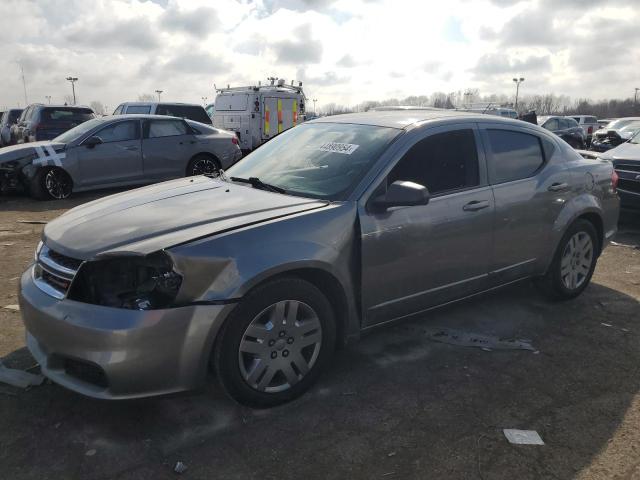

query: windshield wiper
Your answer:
[230,176,286,194]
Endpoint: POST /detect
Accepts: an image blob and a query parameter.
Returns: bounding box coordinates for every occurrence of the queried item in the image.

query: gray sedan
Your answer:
[0,114,242,200]
[19,110,619,407]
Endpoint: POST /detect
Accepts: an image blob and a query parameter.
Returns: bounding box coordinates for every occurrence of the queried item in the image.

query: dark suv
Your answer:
[538,116,586,149]
[14,105,95,143]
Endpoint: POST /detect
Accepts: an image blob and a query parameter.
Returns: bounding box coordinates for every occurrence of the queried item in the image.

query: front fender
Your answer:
[168,202,361,337]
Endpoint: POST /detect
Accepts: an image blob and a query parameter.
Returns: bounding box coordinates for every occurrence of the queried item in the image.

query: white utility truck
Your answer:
[212,78,307,152]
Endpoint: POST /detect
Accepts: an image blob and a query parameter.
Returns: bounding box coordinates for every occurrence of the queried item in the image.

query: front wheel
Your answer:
[536,219,598,300]
[30,168,73,200]
[214,278,336,407]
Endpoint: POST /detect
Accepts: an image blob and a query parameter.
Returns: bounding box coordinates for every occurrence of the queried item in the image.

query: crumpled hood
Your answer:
[44,176,329,260]
[603,142,640,162]
[0,141,66,167]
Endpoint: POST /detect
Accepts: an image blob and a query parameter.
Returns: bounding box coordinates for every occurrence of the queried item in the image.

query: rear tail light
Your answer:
[611,169,619,193]
[588,126,593,134]
[231,136,239,145]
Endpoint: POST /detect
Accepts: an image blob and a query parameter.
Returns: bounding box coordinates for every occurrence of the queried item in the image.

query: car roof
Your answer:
[107,114,187,120]
[308,109,523,129]
[120,102,204,107]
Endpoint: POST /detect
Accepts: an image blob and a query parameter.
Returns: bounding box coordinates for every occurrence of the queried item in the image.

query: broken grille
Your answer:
[33,244,82,299]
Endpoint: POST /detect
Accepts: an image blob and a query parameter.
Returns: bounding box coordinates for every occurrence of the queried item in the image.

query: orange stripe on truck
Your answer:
[277,99,283,133]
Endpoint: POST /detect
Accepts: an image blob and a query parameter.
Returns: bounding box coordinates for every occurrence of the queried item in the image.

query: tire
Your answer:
[536,219,598,300]
[214,277,336,408]
[30,167,73,201]
[186,154,220,176]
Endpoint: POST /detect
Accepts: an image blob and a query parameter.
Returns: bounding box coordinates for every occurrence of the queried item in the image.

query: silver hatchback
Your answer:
[19,110,619,406]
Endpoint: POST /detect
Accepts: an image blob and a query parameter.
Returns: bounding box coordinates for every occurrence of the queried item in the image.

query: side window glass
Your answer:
[148,120,188,138]
[113,105,123,115]
[388,129,479,196]
[94,121,140,143]
[544,118,559,131]
[486,129,545,184]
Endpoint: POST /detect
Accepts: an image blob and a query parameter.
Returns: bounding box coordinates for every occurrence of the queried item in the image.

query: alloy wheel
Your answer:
[44,170,72,199]
[560,231,593,290]
[190,158,218,176]
[238,300,323,393]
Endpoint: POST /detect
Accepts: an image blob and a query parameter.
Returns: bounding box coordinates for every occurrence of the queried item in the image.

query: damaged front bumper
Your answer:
[19,267,236,399]
[0,166,22,194]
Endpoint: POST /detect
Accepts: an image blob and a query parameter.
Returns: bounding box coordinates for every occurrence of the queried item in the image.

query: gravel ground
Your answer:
[1,191,639,480]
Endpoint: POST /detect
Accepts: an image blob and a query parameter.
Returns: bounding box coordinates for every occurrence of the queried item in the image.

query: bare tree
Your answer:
[138,93,156,102]
[89,101,105,115]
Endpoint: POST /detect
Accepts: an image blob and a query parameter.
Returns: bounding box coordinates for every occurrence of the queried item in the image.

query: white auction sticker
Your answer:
[319,142,360,155]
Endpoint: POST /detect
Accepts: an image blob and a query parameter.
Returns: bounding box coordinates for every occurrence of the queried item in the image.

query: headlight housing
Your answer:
[68,252,182,310]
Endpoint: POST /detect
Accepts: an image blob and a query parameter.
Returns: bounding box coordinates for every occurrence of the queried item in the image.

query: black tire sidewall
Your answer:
[214,277,336,408]
[548,219,598,299]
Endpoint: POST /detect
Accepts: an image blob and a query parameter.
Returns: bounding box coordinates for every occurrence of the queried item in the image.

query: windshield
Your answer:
[226,122,401,200]
[54,118,104,143]
[629,130,640,144]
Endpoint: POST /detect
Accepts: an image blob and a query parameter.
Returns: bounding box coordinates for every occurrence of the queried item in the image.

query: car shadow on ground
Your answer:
[1,280,638,479]
[0,188,130,213]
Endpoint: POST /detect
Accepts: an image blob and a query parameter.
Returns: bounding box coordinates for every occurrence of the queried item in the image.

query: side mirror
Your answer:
[372,180,430,210]
[84,136,103,148]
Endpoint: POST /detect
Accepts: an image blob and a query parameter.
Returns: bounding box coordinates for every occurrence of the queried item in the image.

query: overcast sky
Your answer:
[0,0,638,111]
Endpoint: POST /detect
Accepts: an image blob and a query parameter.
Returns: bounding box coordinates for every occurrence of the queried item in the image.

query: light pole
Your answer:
[512,77,524,111]
[202,96,208,105]
[635,88,639,106]
[66,76,78,105]
[45,95,51,104]
[313,98,317,115]
[155,90,163,101]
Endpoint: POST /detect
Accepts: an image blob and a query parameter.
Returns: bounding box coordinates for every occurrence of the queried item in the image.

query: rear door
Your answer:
[262,97,296,140]
[359,124,494,326]
[479,125,573,283]
[141,118,196,180]
[77,119,143,187]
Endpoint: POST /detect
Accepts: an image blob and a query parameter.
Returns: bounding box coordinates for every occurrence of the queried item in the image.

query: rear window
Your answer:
[486,129,545,184]
[41,107,94,123]
[156,104,211,124]
[147,119,188,138]
[214,94,249,112]
[125,105,152,114]
[8,110,22,123]
[586,116,597,123]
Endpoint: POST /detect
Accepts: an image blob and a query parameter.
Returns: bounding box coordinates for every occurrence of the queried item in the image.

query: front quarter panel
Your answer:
[167,202,361,336]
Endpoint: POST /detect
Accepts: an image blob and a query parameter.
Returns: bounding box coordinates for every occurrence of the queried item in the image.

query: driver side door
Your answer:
[359,124,495,327]
[77,119,143,188]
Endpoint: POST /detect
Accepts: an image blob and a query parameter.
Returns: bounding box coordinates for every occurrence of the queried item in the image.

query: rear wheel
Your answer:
[187,154,219,176]
[30,168,73,200]
[214,277,336,407]
[536,219,598,300]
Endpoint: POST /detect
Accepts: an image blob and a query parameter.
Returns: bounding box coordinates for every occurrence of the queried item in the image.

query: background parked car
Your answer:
[12,104,95,144]
[0,115,241,200]
[0,108,23,146]
[569,115,598,145]
[590,120,640,152]
[591,117,640,151]
[598,129,640,210]
[113,102,212,125]
[538,115,586,148]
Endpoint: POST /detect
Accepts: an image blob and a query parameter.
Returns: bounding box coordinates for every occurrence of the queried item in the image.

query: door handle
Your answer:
[548,182,569,192]
[462,200,490,211]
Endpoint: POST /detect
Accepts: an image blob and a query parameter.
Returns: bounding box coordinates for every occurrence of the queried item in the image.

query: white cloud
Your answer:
[0,0,638,111]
